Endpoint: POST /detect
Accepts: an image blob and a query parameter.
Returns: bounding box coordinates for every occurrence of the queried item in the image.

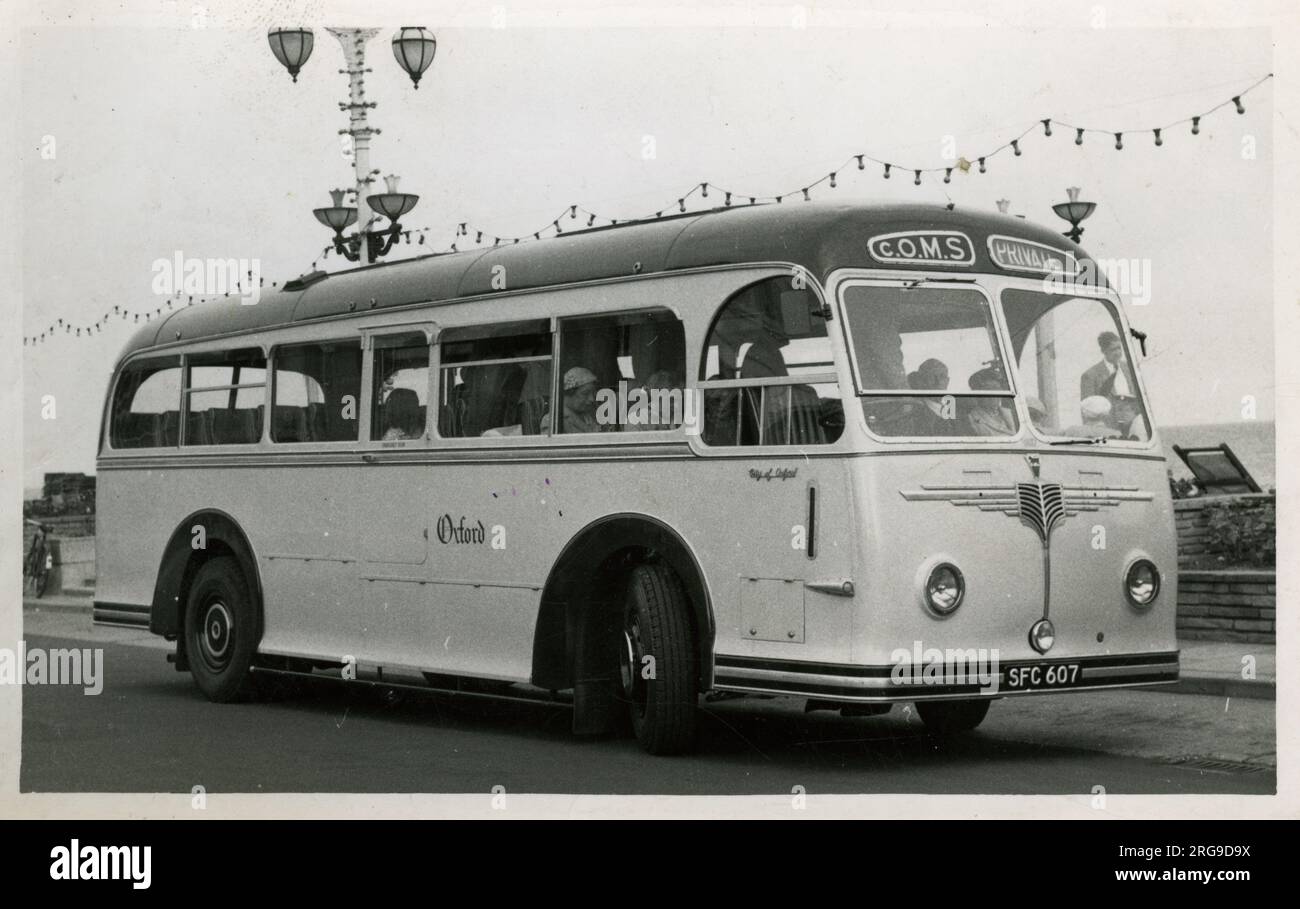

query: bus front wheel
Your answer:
[184,556,261,703]
[916,698,991,734]
[619,564,698,755]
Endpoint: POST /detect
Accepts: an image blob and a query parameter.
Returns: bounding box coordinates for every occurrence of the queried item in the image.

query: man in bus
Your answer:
[541,366,602,434]
[1080,330,1139,428]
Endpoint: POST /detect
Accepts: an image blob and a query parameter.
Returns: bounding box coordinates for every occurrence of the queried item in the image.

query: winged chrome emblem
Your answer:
[898,482,1153,544]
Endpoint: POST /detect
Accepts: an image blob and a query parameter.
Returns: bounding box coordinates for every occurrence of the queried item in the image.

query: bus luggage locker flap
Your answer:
[740,578,805,643]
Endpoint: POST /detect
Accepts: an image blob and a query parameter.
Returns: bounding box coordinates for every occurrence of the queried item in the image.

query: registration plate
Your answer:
[1004,662,1082,691]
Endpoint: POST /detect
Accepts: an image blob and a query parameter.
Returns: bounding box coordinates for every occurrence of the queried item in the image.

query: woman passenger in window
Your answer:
[906,358,953,436]
[540,366,602,434]
[965,367,1016,436]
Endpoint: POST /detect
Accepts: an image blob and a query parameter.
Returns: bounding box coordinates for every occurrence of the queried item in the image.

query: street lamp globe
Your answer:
[392,27,437,88]
[1052,186,1097,243]
[268,27,315,82]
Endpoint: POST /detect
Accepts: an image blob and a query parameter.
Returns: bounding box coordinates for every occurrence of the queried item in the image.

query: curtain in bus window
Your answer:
[699,276,843,446]
[272,341,362,442]
[183,349,266,445]
[110,357,182,448]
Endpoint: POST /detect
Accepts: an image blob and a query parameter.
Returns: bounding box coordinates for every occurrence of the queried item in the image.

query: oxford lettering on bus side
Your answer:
[436,514,486,545]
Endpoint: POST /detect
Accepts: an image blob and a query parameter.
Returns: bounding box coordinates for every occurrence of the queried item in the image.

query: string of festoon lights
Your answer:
[25,72,1271,347]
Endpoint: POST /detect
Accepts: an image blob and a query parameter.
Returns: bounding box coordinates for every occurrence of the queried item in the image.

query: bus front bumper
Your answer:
[712,651,1180,702]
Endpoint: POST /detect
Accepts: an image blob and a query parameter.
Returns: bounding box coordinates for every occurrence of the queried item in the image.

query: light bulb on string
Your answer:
[725,192,733,206]
[1114,132,1123,150]
[882,163,891,179]
[856,155,864,170]
[1011,139,1021,156]
[1153,128,1163,146]
[1075,128,1085,145]
[701,183,709,198]
[829,172,837,188]
[1042,119,1052,136]
[944,168,952,184]
[913,170,921,185]
[977,157,986,173]
[802,188,811,201]
[1233,96,1245,114]
[678,198,686,212]
[1192,117,1200,135]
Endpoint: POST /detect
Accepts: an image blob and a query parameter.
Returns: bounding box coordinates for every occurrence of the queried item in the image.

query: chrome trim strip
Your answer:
[359,575,542,591]
[712,677,1179,703]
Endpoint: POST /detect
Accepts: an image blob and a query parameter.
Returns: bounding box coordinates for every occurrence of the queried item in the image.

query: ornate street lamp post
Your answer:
[268,26,435,264]
[1052,186,1097,243]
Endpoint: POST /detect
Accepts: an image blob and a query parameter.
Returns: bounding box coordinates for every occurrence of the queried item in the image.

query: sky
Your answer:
[14,2,1278,489]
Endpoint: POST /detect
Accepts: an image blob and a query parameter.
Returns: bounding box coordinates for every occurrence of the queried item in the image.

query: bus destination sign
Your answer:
[867,230,974,267]
[987,235,1082,276]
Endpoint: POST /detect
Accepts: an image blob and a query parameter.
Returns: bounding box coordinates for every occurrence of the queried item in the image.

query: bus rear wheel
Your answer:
[916,698,991,734]
[184,556,260,703]
[618,564,698,755]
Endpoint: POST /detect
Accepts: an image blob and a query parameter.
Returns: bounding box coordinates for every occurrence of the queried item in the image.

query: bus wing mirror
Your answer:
[1129,327,1147,357]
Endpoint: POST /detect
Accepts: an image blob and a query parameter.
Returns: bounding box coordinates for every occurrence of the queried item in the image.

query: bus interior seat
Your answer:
[273,405,309,442]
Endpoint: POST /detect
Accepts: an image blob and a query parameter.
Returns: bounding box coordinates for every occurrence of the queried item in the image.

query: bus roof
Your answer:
[117,201,1105,361]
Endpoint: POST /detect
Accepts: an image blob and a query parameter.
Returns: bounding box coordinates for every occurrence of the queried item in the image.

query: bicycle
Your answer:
[24,525,52,599]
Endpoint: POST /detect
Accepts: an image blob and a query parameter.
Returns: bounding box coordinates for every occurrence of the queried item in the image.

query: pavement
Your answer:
[20,592,1277,700]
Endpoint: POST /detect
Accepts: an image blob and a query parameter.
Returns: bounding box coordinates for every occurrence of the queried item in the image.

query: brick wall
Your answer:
[1176,570,1276,643]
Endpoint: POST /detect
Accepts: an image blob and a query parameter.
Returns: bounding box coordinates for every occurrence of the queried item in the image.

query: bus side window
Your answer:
[437,320,551,438]
[182,348,266,446]
[109,357,182,448]
[272,341,363,443]
[699,277,843,446]
[370,333,430,442]
[555,310,686,433]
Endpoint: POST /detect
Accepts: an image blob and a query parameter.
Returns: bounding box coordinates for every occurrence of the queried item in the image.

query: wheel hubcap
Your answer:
[198,600,233,669]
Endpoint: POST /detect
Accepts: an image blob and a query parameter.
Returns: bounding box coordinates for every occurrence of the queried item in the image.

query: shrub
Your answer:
[1204,498,1276,567]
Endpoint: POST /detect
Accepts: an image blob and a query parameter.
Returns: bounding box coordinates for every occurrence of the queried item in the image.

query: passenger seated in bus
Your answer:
[540,366,602,434]
[381,387,423,440]
[627,369,683,431]
[1060,395,1121,439]
[906,358,954,436]
[964,367,1016,436]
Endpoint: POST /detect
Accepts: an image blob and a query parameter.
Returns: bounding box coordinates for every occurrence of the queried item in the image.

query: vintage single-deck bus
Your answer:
[96,202,1178,754]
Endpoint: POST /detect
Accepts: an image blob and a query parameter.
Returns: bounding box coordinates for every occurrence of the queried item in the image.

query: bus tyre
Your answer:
[620,564,698,755]
[916,698,991,735]
[184,556,260,703]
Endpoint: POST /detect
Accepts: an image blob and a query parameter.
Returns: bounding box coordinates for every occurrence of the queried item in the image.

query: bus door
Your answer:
[354,326,437,668]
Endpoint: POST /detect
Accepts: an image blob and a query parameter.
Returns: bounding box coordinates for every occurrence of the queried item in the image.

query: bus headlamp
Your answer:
[1029,618,1056,654]
[924,563,964,616]
[1125,560,1160,607]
